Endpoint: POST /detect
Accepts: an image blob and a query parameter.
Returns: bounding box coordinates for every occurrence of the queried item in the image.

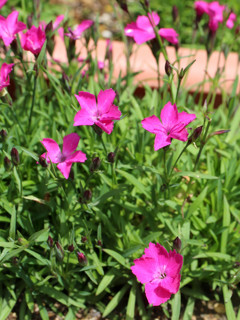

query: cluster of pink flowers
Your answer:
[0,62,14,92]
[131,243,183,306]
[124,12,179,45]
[194,1,236,31]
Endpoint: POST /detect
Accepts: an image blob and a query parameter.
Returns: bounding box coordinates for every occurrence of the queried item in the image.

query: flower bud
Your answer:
[47,235,54,248]
[172,6,179,23]
[0,129,7,142]
[165,60,172,77]
[4,156,11,171]
[116,0,128,13]
[45,21,53,34]
[55,241,64,261]
[93,124,103,136]
[77,252,87,266]
[38,155,48,168]
[97,240,102,247]
[173,237,181,252]
[107,152,115,163]
[188,126,203,144]
[81,236,87,243]
[11,147,20,166]
[90,157,101,172]
[68,244,74,252]
[83,189,92,202]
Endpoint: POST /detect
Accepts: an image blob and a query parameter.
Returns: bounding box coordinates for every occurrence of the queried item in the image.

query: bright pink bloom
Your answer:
[142,102,196,150]
[0,62,14,91]
[194,1,209,16]
[124,12,179,45]
[226,12,236,29]
[21,25,46,55]
[208,1,225,31]
[98,61,105,70]
[74,89,121,134]
[0,11,26,46]
[65,20,93,40]
[40,133,87,179]
[53,15,64,30]
[131,243,183,306]
[0,0,7,9]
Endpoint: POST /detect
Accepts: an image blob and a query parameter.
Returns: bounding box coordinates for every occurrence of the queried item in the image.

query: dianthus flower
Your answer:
[0,0,7,9]
[21,25,46,56]
[0,62,14,92]
[65,20,93,40]
[208,1,225,32]
[0,11,26,46]
[142,102,196,150]
[40,133,87,179]
[74,89,121,134]
[194,1,209,17]
[226,12,236,29]
[124,12,178,45]
[131,243,183,306]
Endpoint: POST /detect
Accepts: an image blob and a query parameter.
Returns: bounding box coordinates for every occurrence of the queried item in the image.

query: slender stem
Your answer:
[100,135,108,156]
[193,119,211,171]
[156,57,161,93]
[170,143,189,177]
[175,77,182,104]
[28,71,38,131]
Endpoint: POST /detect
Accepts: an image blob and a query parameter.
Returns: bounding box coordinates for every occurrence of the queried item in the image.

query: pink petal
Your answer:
[53,15,64,30]
[66,150,87,163]
[97,89,116,115]
[75,92,97,115]
[154,133,171,150]
[160,102,178,128]
[73,109,95,126]
[144,243,169,266]
[169,127,189,141]
[0,63,14,83]
[57,161,72,179]
[95,120,114,134]
[124,22,138,37]
[157,273,181,294]
[40,138,61,163]
[145,282,172,306]
[0,0,7,9]
[142,115,163,134]
[62,133,80,157]
[136,12,160,31]
[131,256,157,284]
[159,28,179,45]
[7,11,26,34]
[133,29,155,44]
[178,111,196,126]
[166,250,183,278]
[100,104,121,121]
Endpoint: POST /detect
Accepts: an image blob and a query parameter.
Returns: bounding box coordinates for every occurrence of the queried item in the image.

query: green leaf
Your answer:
[36,41,47,68]
[28,228,49,243]
[21,147,39,161]
[183,297,195,320]
[222,282,236,320]
[193,252,233,261]
[9,206,16,240]
[126,282,136,320]
[171,290,181,320]
[102,285,129,318]
[103,249,130,268]
[220,196,230,254]
[175,171,218,180]
[187,186,208,217]
[96,268,116,295]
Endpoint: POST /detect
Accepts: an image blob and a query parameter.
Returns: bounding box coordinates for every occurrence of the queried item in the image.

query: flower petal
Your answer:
[160,102,178,128]
[145,282,172,306]
[73,109,95,126]
[154,133,171,150]
[100,104,121,121]
[178,111,196,126]
[57,161,72,179]
[40,138,61,163]
[75,92,97,115]
[95,120,114,134]
[67,150,87,163]
[131,256,157,284]
[159,28,179,45]
[166,250,183,278]
[62,133,80,157]
[169,127,189,141]
[97,88,116,115]
[142,115,163,134]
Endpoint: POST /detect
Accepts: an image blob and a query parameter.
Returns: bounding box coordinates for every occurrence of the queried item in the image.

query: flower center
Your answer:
[159,272,166,279]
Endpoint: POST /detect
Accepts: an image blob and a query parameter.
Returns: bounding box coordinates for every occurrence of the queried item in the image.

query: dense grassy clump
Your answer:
[0,1,240,319]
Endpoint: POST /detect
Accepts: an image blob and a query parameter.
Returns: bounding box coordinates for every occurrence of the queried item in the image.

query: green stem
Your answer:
[28,71,38,131]
[193,119,211,171]
[100,135,108,156]
[170,143,189,177]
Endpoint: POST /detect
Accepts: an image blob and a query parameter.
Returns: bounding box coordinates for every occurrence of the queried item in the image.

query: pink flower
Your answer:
[194,1,209,17]
[208,1,225,31]
[53,15,64,30]
[226,12,236,29]
[131,243,183,306]
[74,89,121,134]
[40,133,87,179]
[0,11,26,46]
[0,62,14,91]
[141,102,196,150]
[0,0,7,9]
[124,12,179,45]
[65,20,93,40]
[21,25,46,56]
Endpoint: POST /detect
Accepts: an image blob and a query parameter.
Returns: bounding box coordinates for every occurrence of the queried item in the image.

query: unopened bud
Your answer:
[107,152,115,163]
[81,236,87,243]
[27,14,33,29]
[11,147,20,166]
[90,157,101,172]
[38,155,48,167]
[45,21,53,34]
[47,235,54,248]
[68,244,74,252]
[144,0,149,8]
[83,189,92,202]
[188,126,203,144]
[0,129,7,142]
[235,25,240,35]
[55,241,64,261]
[172,5,179,22]
[208,129,230,139]
[116,0,128,13]
[165,60,172,77]
[97,239,102,247]
[93,124,103,136]
[77,252,87,266]
[173,237,181,252]
[4,156,11,171]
